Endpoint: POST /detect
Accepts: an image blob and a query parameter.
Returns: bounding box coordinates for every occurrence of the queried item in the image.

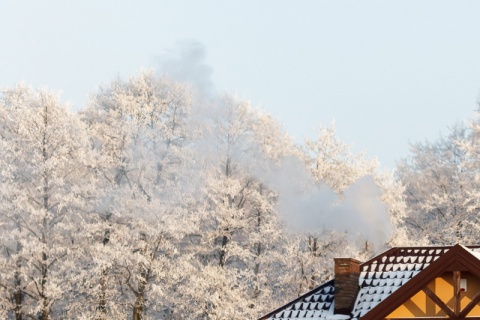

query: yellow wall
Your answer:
[387,272,480,318]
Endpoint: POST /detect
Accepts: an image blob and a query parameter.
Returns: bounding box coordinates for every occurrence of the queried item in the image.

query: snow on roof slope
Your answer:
[463,245,480,260]
[265,280,335,320]
[351,246,450,319]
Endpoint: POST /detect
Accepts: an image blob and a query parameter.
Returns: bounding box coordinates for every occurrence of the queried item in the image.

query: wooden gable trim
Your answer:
[360,245,480,320]
[459,290,480,318]
[421,286,455,318]
[453,270,461,316]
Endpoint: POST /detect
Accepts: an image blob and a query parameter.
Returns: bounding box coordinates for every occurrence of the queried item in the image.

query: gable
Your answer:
[351,246,450,319]
[387,271,480,318]
[361,245,480,320]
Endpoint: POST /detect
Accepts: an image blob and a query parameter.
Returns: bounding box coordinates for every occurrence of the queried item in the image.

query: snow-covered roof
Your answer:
[263,280,335,320]
[351,247,449,319]
[259,245,480,320]
[464,244,480,260]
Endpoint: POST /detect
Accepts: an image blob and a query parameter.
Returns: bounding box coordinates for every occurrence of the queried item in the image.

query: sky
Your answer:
[1,1,480,169]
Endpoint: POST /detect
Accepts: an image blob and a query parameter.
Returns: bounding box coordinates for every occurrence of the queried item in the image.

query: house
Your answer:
[259,244,480,320]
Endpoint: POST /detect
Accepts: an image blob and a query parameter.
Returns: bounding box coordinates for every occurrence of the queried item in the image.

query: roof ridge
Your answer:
[360,245,480,268]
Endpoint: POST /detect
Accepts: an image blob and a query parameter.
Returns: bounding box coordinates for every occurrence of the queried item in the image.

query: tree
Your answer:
[303,123,378,194]
[172,94,296,319]
[396,122,478,245]
[78,71,196,319]
[0,72,418,320]
[0,85,93,319]
[278,123,380,299]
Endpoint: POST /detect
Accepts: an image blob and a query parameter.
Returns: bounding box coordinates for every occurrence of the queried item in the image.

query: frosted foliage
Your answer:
[77,71,197,320]
[0,74,407,319]
[0,85,93,319]
[304,123,378,194]
[281,233,349,296]
[397,122,480,245]
[175,94,292,319]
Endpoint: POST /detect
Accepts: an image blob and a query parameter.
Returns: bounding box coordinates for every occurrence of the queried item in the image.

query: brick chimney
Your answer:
[334,258,361,315]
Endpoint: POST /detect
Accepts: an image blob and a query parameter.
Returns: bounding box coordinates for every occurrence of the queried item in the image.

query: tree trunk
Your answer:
[14,240,23,320]
[253,247,261,300]
[132,253,149,320]
[40,251,49,320]
[132,274,147,320]
[96,227,110,320]
[253,209,263,299]
[13,289,22,320]
[40,109,50,320]
[133,294,145,320]
[96,268,108,320]
[219,234,229,267]
[308,236,318,290]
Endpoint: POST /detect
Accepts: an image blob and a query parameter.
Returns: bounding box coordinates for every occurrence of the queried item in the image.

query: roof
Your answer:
[360,244,480,320]
[259,280,335,320]
[259,245,480,320]
[352,246,450,319]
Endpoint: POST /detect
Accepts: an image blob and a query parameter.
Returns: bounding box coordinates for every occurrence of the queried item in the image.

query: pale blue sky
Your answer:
[1,1,480,169]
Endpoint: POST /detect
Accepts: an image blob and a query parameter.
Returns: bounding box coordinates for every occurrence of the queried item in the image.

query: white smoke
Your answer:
[157,40,215,99]
[257,156,392,250]
[332,176,392,248]
[156,41,393,250]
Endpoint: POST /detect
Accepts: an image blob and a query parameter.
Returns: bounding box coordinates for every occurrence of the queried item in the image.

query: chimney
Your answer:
[334,258,361,315]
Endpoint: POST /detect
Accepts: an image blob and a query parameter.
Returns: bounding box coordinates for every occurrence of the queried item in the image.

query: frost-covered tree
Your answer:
[172,94,295,319]
[78,71,196,319]
[0,85,93,319]
[396,122,478,245]
[303,123,378,194]
[0,72,415,320]
[277,123,381,299]
[280,231,348,297]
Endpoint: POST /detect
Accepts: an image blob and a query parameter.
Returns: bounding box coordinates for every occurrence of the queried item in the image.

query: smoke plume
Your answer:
[157,41,393,250]
[157,40,215,99]
[258,156,392,250]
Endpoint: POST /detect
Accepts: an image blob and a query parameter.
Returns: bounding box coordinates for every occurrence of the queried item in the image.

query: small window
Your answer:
[460,278,467,292]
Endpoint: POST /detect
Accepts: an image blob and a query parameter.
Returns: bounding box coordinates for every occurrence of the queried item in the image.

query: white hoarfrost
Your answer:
[0,72,408,319]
